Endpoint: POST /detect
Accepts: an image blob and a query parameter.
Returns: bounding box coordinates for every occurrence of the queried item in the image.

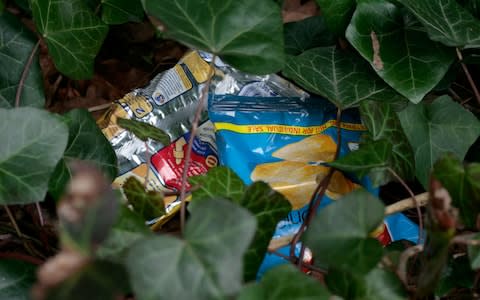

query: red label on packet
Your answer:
[376,223,393,245]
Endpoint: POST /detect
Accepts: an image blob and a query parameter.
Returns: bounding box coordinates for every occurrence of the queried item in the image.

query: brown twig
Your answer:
[387,168,424,244]
[87,102,112,112]
[457,48,480,106]
[179,56,216,233]
[0,252,44,265]
[385,192,429,215]
[397,244,424,289]
[15,40,40,108]
[35,202,45,226]
[4,205,22,238]
[268,249,327,274]
[451,233,480,246]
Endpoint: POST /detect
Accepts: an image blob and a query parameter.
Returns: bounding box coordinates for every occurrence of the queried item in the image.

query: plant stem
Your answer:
[388,167,424,244]
[144,141,151,189]
[15,40,40,108]
[385,192,429,215]
[0,252,44,265]
[179,56,216,233]
[35,202,45,226]
[397,244,424,290]
[456,48,480,106]
[4,205,22,238]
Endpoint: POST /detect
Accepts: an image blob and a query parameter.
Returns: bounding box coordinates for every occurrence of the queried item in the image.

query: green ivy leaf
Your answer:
[434,154,480,228]
[0,260,36,300]
[0,0,4,11]
[315,0,355,36]
[189,166,246,203]
[30,0,108,79]
[97,205,152,263]
[284,16,336,55]
[328,139,392,187]
[0,12,44,108]
[117,117,170,144]
[436,255,474,296]
[126,198,256,300]
[304,189,385,273]
[238,265,330,300]
[398,95,480,187]
[346,0,455,103]
[360,100,415,182]
[143,0,285,74]
[123,176,165,221]
[398,0,480,48]
[468,233,480,269]
[283,47,404,109]
[49,109,118,200]
[101,0,144,24]
[0,107,68,204]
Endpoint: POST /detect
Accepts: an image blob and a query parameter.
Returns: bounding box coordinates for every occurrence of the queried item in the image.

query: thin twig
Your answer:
[457,48,480,106]
[0,252,44,265]
[397,244,424,289]
[179,56,216,233]
[35,202,45,226]
[451,233,480,246]
[144,141,151,189]
[87,102,112,112]
[388,168,424,244]
[385,192,429,215]
[15,40,40,108]
[268,249,327,274]
[4,206,22,238]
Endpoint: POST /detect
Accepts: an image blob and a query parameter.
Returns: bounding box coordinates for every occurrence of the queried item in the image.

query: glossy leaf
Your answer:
[238,265,330,300]
[189,166,246,203]
[434,154,480,228]
[0,260,36,300]
[143,0,284,74]
[101,0,144,24]
[346,1,455,103]
[127,198,257,300]
[360,100,415,182]
[117,117,170,144]
[0,108,68,204]
[283,47,404,109]
[398,0,480,48]
[468,233,480,269]
[49,109,118,200]
[315,0,355,36]
[284,16,336,55]
[304,189,385,273]
[398,95,480,187]
[0,12,44,108]
[328,139,392,187]
[123,176,165,220]
[30,0,108,79]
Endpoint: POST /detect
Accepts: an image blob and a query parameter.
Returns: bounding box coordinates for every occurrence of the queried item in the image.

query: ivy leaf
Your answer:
[30,0,108,79]
[101,0,144,24]
[360,100,415,182]
[117,117,170,144]
[346,0,455,103]
[97,205,152,263]
[0,12,44,108]
[49,109,118,200]
[123,176,165,221]
[283,47,405,109]
[143,0,284,74]
[238,265,330,300]
[284,16,336,55]
[304,189,385,273]
[398,0,480,48]
[0,108,68,204]
[315,0,355,36]
[189,166,246,203]
[0,0,4,11]
[0,260,36,300]
[468,233,480,269]
[328,139,392,187]
[398,95,480,187]
[126,198,256,300]
[436,255,474,296]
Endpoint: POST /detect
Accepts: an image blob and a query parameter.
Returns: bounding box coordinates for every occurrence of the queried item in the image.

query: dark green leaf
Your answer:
[189,166,246,203]
[465,0,480,18]
[284,16,336,55]
[46,260,130,300]
[398,0,480,48]
[127,198,257,300]
[0,0,4,11]
[240,182,291,281]
[31,0,108,79]
[0,12,44,108]
[117,117,170,144]
[360,100,415,182]
[315,0,355,36]
[123,176,165,220]
[434,154,480,228]
[283,47,405,109]
[49,109,118,200]
[0,260,36,300]
[238,265,330,300]
[328,139,392,187]
[143,0,284,74]
[101,0,143,24]
[398,95,480,187]
[97,205,152,263]
[346,1,455,103]
[304,189,385,273]
[468,233,480,269]
[436,255,474,296]
[0,107,68,204]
